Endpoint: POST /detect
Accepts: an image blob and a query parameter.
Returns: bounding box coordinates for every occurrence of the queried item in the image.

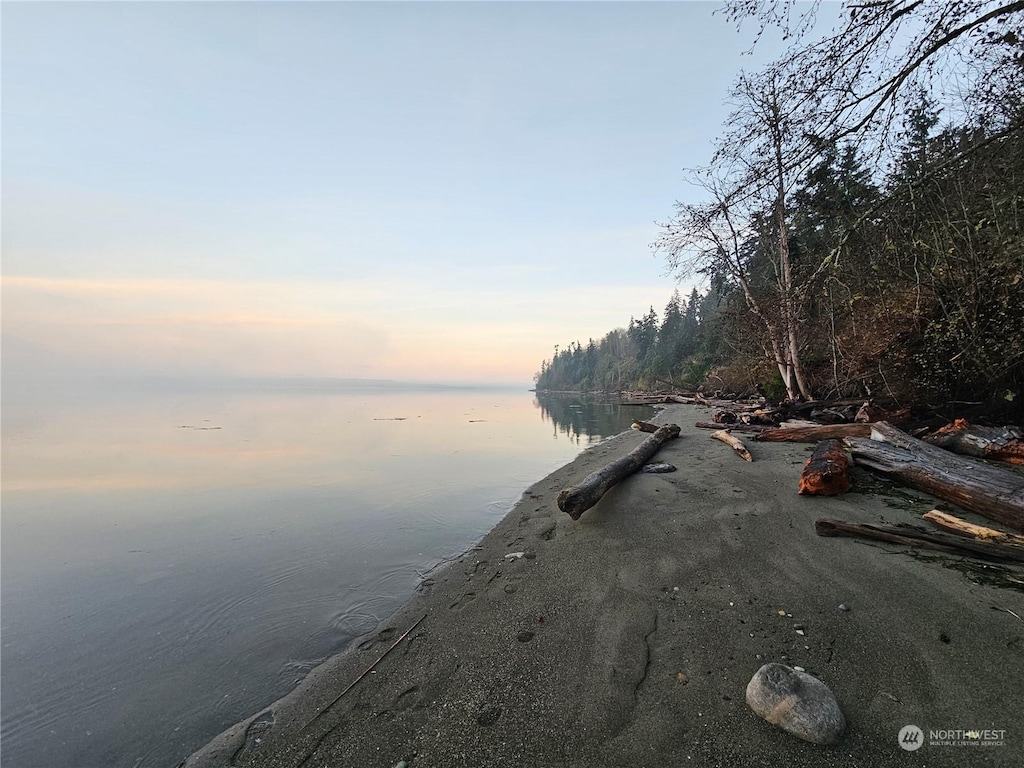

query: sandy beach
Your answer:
[182,404,1024,768]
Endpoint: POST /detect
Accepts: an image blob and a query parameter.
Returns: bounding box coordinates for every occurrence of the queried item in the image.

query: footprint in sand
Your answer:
[534,521,557,541]
[357,626,398,651]
[449,591,477,611]
[393,685,422,711]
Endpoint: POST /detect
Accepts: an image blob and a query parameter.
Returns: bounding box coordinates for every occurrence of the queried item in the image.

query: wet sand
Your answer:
[183,405,1024,767]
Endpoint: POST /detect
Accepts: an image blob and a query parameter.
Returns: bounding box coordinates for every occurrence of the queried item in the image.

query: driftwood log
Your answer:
[632,420,660,434]
[757,423,873,443]
[922,510,1024,548]
[695,421,769,433]
[798,440,851,496]
[814,519,1024,564]
[923,420,1024,466]
[557,424,681,520]
[845,421,1024,532]
[710,429,753,461]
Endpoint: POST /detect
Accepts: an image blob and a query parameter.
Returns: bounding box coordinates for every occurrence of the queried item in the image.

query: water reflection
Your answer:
[534,391,652,445]
[0,383,648,768]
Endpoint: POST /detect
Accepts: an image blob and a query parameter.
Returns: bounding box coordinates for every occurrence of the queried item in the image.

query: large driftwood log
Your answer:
[557,424,681,519]
[814,519,1024,564]
[922,510,1024,548]
[798,440,851,496]
[757,423,872,442]
[845,421,1024,532]
[710,429,753,461]
[922,420,1024,466]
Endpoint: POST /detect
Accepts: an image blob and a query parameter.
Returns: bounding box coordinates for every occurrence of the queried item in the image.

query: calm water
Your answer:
[1,381,648,768]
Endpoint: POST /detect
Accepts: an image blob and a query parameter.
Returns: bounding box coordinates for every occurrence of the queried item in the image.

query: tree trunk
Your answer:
[771,88,812,402]
[922,420,1024,465]
[757,423,873,442]
[557,424,681,520]
[844,421,1024,532]
[798,440,851,495]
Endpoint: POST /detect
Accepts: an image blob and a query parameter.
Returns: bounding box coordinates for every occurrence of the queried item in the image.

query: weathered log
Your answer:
[665,395,697,404]
[757,423,873,442]
[710,429,753,461]
[845,421,1024,532]
[632,419,660,434]
[696,421,770,433]
[798,440,851,496]
[855,401,912,424]
[693,394,764,410]
[814,519,1024,564]
[712,409,739,424]
[922,510,1024,548]
[922,419,1024,466]
[809,406,855,425]
[557,424,681,519]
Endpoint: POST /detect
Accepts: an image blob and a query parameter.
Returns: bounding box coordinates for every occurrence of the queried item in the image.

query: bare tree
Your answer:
[656,71,816,400]
[654,166,809,400]
[724,0,1024,154]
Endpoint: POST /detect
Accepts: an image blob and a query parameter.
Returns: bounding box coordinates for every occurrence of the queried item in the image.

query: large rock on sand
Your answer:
[745,663,846,745]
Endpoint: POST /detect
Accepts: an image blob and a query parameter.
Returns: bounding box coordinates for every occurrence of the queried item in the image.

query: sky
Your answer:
[2,0,805,386]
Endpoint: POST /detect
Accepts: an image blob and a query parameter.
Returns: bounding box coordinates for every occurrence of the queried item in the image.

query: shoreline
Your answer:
[182,404,1023,767]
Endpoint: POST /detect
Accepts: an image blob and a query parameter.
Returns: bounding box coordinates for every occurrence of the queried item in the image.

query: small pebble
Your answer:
[793,666,806,672]
[793,623,804,630]
[796,629,806,636]
[838,603,850,612]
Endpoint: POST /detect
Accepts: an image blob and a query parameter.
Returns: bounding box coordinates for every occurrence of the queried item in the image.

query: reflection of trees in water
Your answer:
[534,393,652,445]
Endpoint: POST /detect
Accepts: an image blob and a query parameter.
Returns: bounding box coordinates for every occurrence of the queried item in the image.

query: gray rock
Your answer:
[639,462,677,473]
[746,663,846,745]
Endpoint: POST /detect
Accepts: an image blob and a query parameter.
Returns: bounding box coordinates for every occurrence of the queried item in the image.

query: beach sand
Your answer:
[182,404,1024,767]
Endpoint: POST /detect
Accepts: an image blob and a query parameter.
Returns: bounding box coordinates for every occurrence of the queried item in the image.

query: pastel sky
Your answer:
[2,0,806,386]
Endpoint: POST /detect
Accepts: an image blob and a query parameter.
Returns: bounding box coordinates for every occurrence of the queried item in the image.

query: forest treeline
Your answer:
[535,1,1024,419]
